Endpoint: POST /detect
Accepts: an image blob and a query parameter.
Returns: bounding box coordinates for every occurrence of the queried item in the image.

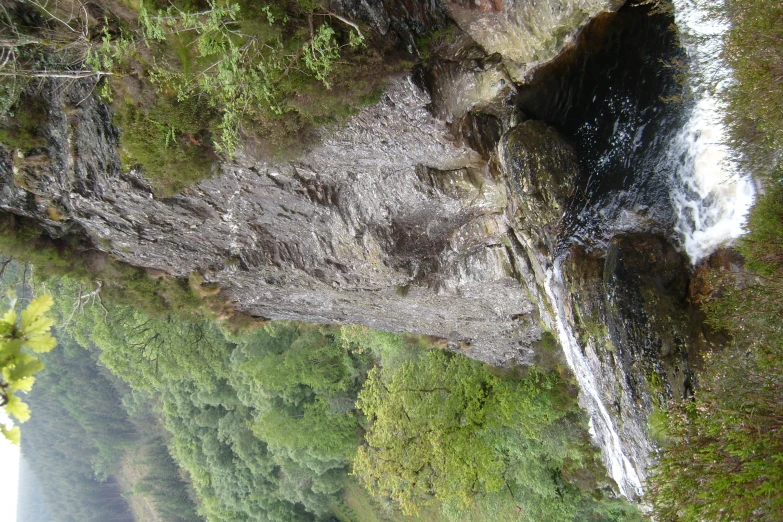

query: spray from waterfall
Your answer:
[668,0,755,263]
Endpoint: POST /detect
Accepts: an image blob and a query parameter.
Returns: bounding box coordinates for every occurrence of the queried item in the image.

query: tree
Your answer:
[0,294,56,443]
[352,350,642,521]
[353,351,514,516]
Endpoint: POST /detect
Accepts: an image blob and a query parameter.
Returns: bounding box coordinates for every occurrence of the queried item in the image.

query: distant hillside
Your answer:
[16,457,51,522]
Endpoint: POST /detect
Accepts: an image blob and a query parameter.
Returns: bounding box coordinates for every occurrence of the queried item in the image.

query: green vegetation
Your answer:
[648,1,783,520]
[0,292,56,444]
[355,351,641,521]
[113,94,218,196]
[0,261,197,521]
[723,0,783,176]
[9,264,641,521]
[23,332,200,522]
[0,94,48,151]
[1,0,404,196]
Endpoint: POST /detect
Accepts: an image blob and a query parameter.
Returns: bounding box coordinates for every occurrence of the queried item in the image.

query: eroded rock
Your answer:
[443,0,626,82]
[1,76,545,367]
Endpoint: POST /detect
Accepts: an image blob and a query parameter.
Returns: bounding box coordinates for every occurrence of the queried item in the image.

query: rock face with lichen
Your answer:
[442,0,626,82]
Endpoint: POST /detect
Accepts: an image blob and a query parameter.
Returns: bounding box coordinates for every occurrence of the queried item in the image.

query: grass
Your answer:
[111,90,217,197]
[723,0,783,176]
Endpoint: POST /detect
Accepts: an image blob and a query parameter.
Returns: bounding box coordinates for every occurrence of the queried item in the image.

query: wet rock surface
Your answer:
[501,120,578,259]
[516,3,684,247]
[443,0,625,82]
[558,236,715,485]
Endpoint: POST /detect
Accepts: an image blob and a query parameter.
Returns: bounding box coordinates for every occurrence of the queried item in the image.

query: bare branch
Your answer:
[322,11,364,40]
[29,0,79,34]
[0,70,112,79]
[0,38,42,48]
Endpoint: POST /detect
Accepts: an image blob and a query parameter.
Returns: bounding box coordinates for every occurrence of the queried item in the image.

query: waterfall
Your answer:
[538,0,756,500]
[544,265,644,498]
[668,0,755,263]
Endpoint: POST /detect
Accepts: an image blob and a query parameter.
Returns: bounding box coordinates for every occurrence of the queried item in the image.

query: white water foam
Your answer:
[537,0,758,502]
[544,265,644,498]
[669,0,755,263]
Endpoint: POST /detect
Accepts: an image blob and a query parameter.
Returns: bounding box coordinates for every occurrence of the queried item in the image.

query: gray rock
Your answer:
[1,76,544,367]
[443,0,626,82]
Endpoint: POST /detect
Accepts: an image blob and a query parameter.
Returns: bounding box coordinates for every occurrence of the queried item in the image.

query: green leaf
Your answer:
[1,425,20,445]
[20,295,54,335]
[0,309,15,329]
[0,339,23,362]
[4,392,30,423]
[7,354,44,382]
[11,376,35,393]
[23,333,57,353]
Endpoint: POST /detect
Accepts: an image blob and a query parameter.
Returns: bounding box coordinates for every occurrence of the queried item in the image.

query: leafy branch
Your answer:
[0,294,57,444]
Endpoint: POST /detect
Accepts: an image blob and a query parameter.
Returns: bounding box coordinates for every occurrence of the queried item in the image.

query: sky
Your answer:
[0,411,19,522]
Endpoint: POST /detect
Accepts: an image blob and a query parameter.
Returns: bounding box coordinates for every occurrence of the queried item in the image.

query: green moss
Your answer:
[414,23,459,61]
[394,285,410,297]
[646,406,671,447]
[647,370,664,394]
[0,96,48,151]
[113,94,217,197]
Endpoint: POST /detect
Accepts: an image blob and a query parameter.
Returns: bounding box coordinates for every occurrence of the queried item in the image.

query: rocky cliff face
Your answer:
[1,73,546,366]
[335,0,625,82]
[443,0,625,82]
[1,0,719,500]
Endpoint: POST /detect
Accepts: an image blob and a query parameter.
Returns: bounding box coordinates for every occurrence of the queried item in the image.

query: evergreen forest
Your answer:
[3,264,641,521]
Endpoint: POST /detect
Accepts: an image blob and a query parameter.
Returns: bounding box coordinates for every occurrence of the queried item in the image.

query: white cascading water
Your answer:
[541,0,755,499]
[669,0,755,263]
[544,266,644,498]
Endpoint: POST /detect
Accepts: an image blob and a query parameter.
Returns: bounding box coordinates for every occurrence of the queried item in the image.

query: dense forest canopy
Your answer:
[9,269,638,522]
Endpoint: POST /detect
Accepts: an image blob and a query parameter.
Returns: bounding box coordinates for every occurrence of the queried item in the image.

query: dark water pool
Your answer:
[516,3,687,253]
